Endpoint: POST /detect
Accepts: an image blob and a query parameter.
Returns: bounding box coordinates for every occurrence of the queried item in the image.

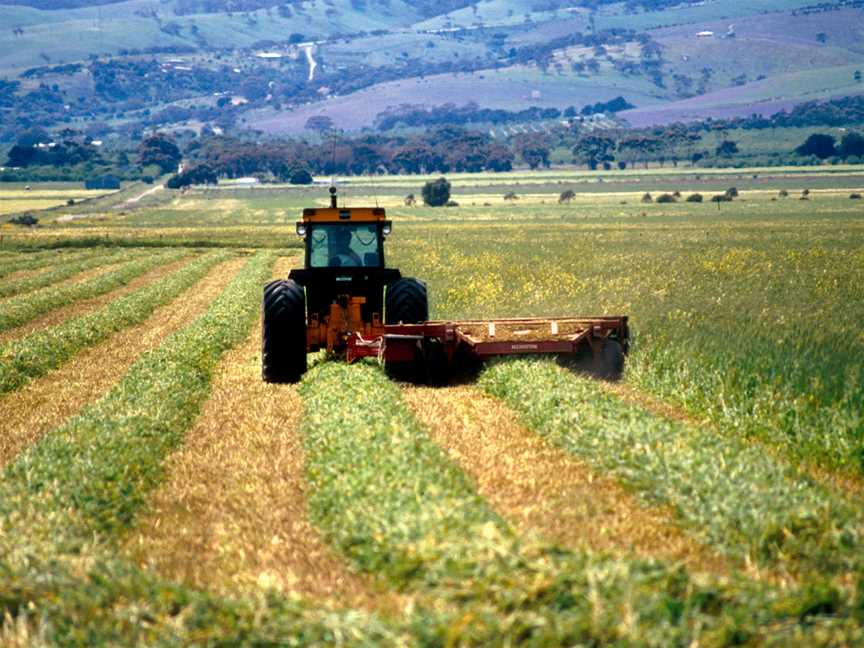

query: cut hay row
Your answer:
[402,385,727,574]
[479,359,864,581]
[0,254,194,346]
[0,249,88,279]
[0,252,403,645]
[128,312,389,610]
[0,251,227,395]
[0,248,139,299]
[299,361,858,644]
[0,251,274,550]
[0,255,248,470]
[602,379,864,500]
[0,249,185,333]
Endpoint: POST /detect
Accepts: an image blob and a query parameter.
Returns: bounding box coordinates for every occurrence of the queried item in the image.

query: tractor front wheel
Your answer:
[262,279,307,383]
[385,278,428,324]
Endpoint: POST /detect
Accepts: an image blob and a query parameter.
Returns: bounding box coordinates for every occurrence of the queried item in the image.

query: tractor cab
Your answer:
[296,189,392,269]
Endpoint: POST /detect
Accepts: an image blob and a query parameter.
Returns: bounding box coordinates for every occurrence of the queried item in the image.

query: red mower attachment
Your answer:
[346,316,629,382]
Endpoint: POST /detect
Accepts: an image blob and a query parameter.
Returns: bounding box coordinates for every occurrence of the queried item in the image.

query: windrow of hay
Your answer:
[603,380,864,501]
[126,259,387,610]
[403,385,727,575]
[0,254,191,345]
[0,256,247,470]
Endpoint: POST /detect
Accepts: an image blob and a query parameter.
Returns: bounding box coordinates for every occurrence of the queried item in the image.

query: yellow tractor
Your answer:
[262,188,628,383]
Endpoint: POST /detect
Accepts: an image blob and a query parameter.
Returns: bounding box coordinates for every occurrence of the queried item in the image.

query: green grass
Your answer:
[0,250,224,394]
[0,249,180,332]
[0,251,404,645]
[480,359,863,579]
[299,361,864,645]
[387,194,864,477]
[0,248,89,278]
[0,250,132,298]
[0,247,144,299]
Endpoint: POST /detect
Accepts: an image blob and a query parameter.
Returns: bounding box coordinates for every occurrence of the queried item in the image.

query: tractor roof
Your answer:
[302,207,387,223]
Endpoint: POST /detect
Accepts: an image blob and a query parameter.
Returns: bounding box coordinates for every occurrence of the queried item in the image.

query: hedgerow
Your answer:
[0,249,183,332]
[479,359,864,579]
[299,361,864,645]
[0,251,226,394]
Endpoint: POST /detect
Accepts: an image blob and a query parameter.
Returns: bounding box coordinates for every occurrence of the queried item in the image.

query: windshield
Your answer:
[308,223,382,268]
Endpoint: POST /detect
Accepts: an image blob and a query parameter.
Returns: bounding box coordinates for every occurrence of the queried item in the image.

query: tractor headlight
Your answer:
[296,222,307,237]
[382,221,392,236]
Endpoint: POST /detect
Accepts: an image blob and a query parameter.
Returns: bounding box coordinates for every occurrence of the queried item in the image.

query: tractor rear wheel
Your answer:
[262,279,307,383]
[593,339,624,381]
[385,278,428,324]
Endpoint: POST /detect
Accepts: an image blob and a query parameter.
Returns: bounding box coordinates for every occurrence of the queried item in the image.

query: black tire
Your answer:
[385,278,428,324]
[262,279,307,383]
[593,339,625,381]
[420,338,449,386]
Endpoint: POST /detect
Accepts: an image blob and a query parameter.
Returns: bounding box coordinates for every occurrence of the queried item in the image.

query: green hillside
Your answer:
[0,0,862,142]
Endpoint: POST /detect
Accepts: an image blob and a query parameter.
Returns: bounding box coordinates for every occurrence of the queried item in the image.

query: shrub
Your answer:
[711,194,732,203]
[422,177,451,207]
[686,193,703,203]
[641,192,653,203]
[851,193,862,200]
[656,193,676,203]
[672,190,682,198]
[802,189,811,196]
[445,200,459,207]
[289,169,313,185]
[404,193,416,206]
[504,191,518,201]
[779,190,789,197]
[9,214,38,226]
[558,189,575,204]
[725,187,739,198]
[66,198,75,206]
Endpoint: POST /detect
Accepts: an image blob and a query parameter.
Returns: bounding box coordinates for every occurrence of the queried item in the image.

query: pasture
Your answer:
[1,166,863,645]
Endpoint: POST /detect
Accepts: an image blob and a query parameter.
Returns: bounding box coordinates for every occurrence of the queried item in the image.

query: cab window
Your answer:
[308,224,381,268]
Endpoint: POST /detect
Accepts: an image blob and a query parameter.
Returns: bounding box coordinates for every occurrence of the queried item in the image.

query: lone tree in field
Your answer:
[796,133,836,159]
[422,177,451,207]
[558,189,575,204]
[404,193,416,206]
[504,191,519,201]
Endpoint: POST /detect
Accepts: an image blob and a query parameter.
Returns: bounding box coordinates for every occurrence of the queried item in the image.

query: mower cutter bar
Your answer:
[346,316,628,364]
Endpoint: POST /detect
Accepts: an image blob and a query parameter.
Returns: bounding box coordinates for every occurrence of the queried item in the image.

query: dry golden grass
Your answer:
[0,256,190,345]
[604,381,864,501]
[126,259,392,611]
[404,385,728,575]
[0,257,247,469]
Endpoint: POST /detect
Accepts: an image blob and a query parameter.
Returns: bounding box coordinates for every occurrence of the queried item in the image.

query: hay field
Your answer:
[1,167,863,645]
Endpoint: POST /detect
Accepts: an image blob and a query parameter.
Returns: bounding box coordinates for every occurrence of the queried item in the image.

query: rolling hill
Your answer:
[0,0,862,140]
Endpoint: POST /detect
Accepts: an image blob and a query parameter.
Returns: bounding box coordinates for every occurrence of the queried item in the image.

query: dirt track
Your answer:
[404,385,728,574]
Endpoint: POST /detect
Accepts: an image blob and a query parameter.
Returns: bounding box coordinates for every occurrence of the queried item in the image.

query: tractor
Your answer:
[262,187,628,383]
